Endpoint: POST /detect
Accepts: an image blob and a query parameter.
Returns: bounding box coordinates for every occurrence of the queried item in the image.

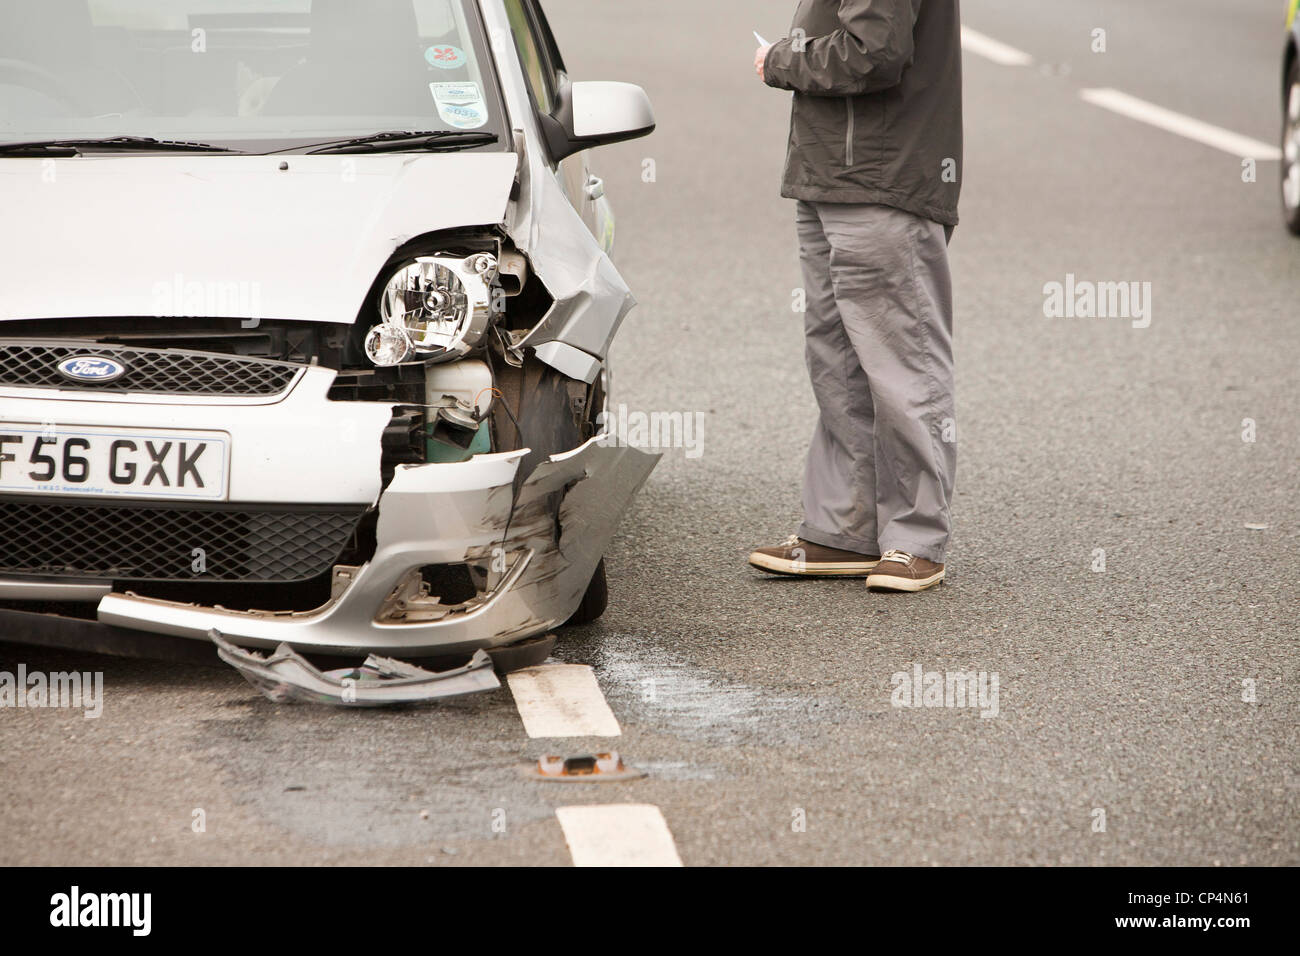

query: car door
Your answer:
[504,0,615,254]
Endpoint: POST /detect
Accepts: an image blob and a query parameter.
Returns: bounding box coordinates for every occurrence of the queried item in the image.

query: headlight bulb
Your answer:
[365,254,498,367]
[363,323,415,367]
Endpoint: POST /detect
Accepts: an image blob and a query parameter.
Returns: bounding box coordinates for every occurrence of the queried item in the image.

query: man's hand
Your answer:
[755,44,773,82]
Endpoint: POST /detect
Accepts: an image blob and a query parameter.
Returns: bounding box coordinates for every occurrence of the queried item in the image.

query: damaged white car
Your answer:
[0,0,658,687]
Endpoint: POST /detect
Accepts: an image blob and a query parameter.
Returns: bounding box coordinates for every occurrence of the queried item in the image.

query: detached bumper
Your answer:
[96,437,658,657]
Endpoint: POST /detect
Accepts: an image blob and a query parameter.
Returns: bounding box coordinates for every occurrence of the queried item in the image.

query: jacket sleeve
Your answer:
[764,0,923,96]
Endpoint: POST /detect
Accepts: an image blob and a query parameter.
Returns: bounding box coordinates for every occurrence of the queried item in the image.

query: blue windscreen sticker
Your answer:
[430,82,487,129]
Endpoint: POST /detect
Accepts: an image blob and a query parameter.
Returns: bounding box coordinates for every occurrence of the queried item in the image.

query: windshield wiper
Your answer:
[298,130,499,155]
[0,136,240,156]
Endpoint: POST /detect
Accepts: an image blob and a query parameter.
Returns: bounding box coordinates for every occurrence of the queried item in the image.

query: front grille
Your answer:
[0,342,302,396]
[0,497,366,583]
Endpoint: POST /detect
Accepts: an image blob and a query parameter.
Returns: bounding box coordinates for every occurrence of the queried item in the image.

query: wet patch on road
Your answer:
[191,689,557,849]
[555,630,851,748]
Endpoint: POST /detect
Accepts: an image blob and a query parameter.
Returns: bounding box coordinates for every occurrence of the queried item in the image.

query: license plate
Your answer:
[0,424,229,501]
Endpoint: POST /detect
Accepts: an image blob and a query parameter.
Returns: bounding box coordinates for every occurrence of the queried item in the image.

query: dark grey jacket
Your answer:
[763,0,963,226]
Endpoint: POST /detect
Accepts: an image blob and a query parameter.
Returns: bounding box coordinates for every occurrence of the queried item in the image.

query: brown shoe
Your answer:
[748,536,881,577]
[866,550,945,592]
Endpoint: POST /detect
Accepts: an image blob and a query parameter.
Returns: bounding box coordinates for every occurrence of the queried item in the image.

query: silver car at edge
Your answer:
[0,0,658,665]
[1284,0,1300,233]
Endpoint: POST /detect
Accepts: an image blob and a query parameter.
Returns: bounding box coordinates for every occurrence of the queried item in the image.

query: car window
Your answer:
[0,0,505,151]
[532,1,567,79]
[502,0,555,114]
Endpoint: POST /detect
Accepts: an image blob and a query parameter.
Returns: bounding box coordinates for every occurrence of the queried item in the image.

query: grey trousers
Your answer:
[796,201,956,564]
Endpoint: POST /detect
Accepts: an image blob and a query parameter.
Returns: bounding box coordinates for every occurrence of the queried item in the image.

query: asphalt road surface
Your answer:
[2,0,1296,867]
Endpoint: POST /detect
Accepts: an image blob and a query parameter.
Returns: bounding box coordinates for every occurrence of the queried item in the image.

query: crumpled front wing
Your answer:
[98,437,659,658]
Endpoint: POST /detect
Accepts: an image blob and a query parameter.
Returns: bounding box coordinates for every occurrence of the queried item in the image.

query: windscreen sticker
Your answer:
[425,44,468,70]
[430,82,488,129]
[430,82,481,105]
[436,101,488,129]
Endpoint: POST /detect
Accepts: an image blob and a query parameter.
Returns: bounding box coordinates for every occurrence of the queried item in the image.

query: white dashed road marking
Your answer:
[507,664,622,738]
[556,804,684,867]
[508,664,683,864]
[961,28,1033,67]
[1080,88,1282,160]
[960,30,1280,161]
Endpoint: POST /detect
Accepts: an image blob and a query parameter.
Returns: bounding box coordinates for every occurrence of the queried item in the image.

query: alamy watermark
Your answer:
[1043,273,1152,329]
[0,665,103,718]
[50,886,150,936]
[891,663,1000,718]
[597,403,704,459]
[152,272,262,325]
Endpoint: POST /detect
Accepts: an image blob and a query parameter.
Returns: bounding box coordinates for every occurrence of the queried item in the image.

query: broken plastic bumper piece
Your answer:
[211,630,500,706]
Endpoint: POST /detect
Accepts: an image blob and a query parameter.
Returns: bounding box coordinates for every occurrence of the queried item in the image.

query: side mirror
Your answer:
[541,80,656,162]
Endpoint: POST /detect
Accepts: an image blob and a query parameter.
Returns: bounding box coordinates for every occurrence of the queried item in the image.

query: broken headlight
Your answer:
[365,253,498,367]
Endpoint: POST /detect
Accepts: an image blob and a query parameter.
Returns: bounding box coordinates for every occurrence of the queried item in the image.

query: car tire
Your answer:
[562,558,609,627]
[485,633,556,674]
[560,369,612,627]
[1284,57,1300,236]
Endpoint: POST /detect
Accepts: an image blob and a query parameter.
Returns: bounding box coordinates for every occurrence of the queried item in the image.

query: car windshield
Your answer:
[0,0,506,152]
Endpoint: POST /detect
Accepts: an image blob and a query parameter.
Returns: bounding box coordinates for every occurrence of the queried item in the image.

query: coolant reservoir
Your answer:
[424,359,494,462]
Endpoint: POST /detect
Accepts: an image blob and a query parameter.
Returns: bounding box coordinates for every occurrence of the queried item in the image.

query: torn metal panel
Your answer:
[511,210,637,360]
[211,630,500,706]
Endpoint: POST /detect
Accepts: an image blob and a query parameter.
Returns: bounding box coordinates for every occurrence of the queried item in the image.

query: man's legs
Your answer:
[812,202,956,565]
[796,200,881,556]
